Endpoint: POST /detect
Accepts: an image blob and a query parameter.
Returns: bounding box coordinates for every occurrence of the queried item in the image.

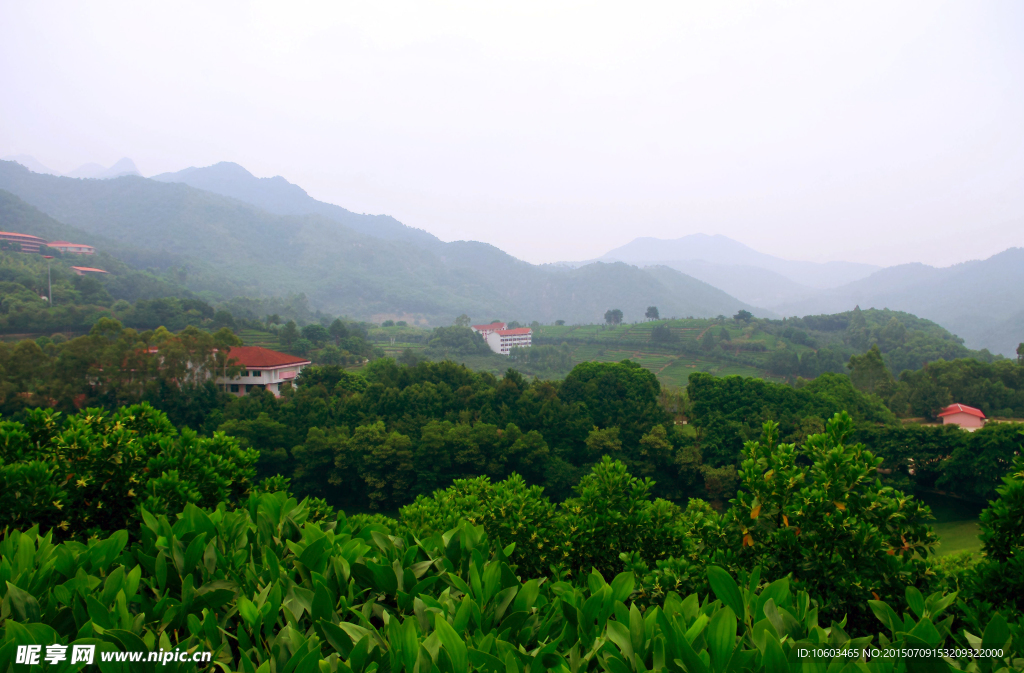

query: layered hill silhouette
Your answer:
[3,157,1020,354]
[0,160,761,325]
[151,162,439,246]
[588,234,1022,356]
[773,249,1024,357]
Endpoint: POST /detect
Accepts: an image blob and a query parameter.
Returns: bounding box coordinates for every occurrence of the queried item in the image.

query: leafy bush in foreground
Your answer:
[403,414,939,631]
[968,448,1024,619]
[0,403,257,539]
[0,492,1020,672]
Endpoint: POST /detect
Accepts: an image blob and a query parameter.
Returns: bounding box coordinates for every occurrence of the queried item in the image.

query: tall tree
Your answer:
[604,308,623,325]
[279,320,299,347]
[328,318,348,345]
[847,344,896,398]
[645,306,659,320]
[700,328,717,352]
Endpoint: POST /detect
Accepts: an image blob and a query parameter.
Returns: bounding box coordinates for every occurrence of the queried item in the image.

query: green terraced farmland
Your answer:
[239,329,281,348]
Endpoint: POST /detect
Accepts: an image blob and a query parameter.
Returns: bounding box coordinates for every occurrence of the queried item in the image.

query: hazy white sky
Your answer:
[2,1,1023,267]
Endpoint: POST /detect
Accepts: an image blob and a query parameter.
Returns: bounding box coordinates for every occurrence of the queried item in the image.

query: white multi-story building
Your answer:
[486,328,532,355]
[470,322,532,355]
[215,346,311,397]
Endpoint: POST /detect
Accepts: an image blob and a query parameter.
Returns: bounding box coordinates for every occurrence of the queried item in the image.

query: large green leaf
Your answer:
[611,572,635,603]
[4,582,40,622]
[706,606,736,673]
[760,633,788,673]
[606,620,635,664]
[434,612,468,672]
[707,567,745,623]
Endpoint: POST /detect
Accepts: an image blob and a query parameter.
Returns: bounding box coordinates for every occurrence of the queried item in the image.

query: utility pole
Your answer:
[43,255,53,305]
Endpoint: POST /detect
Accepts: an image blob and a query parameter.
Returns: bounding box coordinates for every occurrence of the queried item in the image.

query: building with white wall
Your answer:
[215,346,311,397]
[471,321,532,355]
[485,328,532,355]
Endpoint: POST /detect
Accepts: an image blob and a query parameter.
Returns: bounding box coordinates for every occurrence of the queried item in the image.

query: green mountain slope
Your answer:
[0,189,208,305]
[151,161,440,247]
[774,250,1024,356]
[0,160,764,324]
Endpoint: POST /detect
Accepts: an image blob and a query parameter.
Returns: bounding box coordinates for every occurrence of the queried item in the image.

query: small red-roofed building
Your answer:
[937,403,986,431]
[48,241,95,254]
[217,346,311,397]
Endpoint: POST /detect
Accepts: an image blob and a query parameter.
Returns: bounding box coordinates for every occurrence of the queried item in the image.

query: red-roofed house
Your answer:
[216,346,311,397]
[48,241,95,254]
[937,403,986,431]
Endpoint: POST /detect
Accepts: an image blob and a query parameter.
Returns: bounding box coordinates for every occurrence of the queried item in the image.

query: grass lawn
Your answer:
[931,520,983,557]
[917,491,985,557]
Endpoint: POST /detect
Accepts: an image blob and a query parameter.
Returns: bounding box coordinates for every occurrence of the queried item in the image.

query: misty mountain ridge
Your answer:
[2,157,1020,355]
[0,159,763,325]
[4,155,141,180]
[67,158,140,179]
[774,248,1024,356]
[599,234,880,290]
[2,154,60,176]
[150,161,440,247]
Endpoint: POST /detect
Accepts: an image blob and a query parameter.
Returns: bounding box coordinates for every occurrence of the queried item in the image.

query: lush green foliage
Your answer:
[1,490,1020,672]
[424,327,491,358]
[728,414,936,626]
[890,358,1024,420]
[401,415,945,630]
[0,403,257,540]
[970,444,1024,616]
[686,372,1024,501]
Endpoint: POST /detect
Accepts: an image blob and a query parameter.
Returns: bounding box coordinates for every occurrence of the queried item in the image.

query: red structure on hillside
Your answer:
[938,403,986,430]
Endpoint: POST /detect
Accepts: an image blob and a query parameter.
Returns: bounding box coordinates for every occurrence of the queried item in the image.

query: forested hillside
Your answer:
[774,249,1024,356]
[0,160,762,325]
[2,322,1023,668]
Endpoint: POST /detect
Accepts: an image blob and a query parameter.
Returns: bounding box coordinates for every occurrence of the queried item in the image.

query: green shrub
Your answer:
[0,403,257,539]
[401,474,560,578]
[729,412,937,628]
[964,439,1024,622]
[0,493,1020,672]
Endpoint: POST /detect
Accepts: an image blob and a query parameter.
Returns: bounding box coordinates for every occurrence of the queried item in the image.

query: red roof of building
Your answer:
[71,266,108,273]
[937,403,986,419]
[497,328,532,336]
[472,322,506,331]
[49,241,91,247]
[226,346,311,368]
[0,231,46,242]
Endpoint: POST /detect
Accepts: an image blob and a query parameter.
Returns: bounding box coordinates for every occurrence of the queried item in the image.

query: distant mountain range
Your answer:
[0,160,761,325]
[599,234,880,289]
[772,250,1024,358]
[1,156,1020,356]
[151,162,438,246]
[2,155,140,179]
